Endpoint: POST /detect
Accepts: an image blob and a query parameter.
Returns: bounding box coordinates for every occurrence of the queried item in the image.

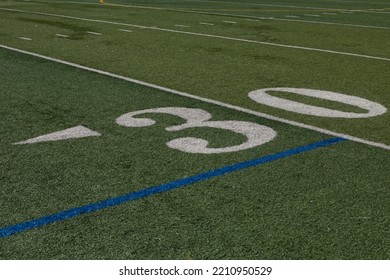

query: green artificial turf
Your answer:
[0,0,389,259]
[0,0,388,144]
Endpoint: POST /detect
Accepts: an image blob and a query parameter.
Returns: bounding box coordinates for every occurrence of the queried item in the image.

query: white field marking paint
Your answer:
[1,7,389,31]
[323,0,389,4]
[116,107,277,154]
[118,29,132,33]
[2,8,388,61]
[248,88,387,118]
[1,44,389,150]
[32,0,389,12]
[55,33,68,38]
[285,15,300,18]
[322,12,337,15]
[18,37,32,41]
[174,24,189,28]
[199,22,214,25]
[180,0,390,14]
[180,0,344,10]
[87,31,102,35]
[304,14,320,17]
[145,26,390,62]
[257,16,390,30]
[222,21,238,24]
[14,126,101,145]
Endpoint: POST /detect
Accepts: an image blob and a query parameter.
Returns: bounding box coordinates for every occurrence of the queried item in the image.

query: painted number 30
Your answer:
[116,88,386,154]
[16,88,386,154]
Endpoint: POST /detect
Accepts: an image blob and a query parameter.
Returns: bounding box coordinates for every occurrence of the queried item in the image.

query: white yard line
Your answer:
[199,22,214,25]
[0,44,388,150]
[304,14,320,17]
[2,6,388,30]
[174,24,189,28]
[222,20,237,24]
[180,0,342,10]
[28,0,390,13]
[17,0,390,16]
[260,17,390,30]
[180,0,390,14]
[323,0,389,4]
[18,37,32,40]
[118,28,132,32]
[55,33,68,38]
[87,31,102,35]
[1,8,389,62]
[146,27,390,62]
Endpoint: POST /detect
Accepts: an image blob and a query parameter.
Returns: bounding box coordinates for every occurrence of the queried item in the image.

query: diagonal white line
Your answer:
[150,27,390,61]
[0,44,388,150]
[258,16,390,30]
[87,31,102,35]
[55,33,68,38]
[1,7,389,62]
[118,28,132,32]
[6,0,390,24]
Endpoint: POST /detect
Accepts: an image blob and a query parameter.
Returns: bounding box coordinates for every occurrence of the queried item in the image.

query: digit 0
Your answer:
[248,87,387,118]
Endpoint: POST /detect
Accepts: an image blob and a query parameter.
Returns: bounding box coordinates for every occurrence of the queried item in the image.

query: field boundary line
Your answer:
[100,1,390,28]
[5,1,390,30]
[264,16,390,30]
[19,0,390,11]
[179,0,390,14]
[0,137,346,238]
[1,7,390,61]
[0,44,389,150]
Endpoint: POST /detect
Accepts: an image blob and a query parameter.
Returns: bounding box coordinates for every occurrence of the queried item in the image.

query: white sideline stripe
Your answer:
[55,33,68,38]
[181,0,342,10]
[304,14,320,17]
[1,7,388,32]
[87,31,101,35]
[222,21,237,24]
[174,24,189,27]
[260,17,390,30]
[200,22,214,25]
[181,0,390,14]
[18,37,32,41]
[0,44,388,150]
[28,0,390,14]
[324,0,389,4]
[142,27,390,62]
[118,29,132,32]
[17,0,390,18]
[1,8,389,62]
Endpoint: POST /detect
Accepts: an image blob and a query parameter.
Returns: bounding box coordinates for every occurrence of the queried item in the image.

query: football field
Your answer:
[0,0,389,259]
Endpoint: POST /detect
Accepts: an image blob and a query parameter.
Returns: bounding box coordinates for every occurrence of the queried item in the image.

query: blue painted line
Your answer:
[0,137,346,238]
